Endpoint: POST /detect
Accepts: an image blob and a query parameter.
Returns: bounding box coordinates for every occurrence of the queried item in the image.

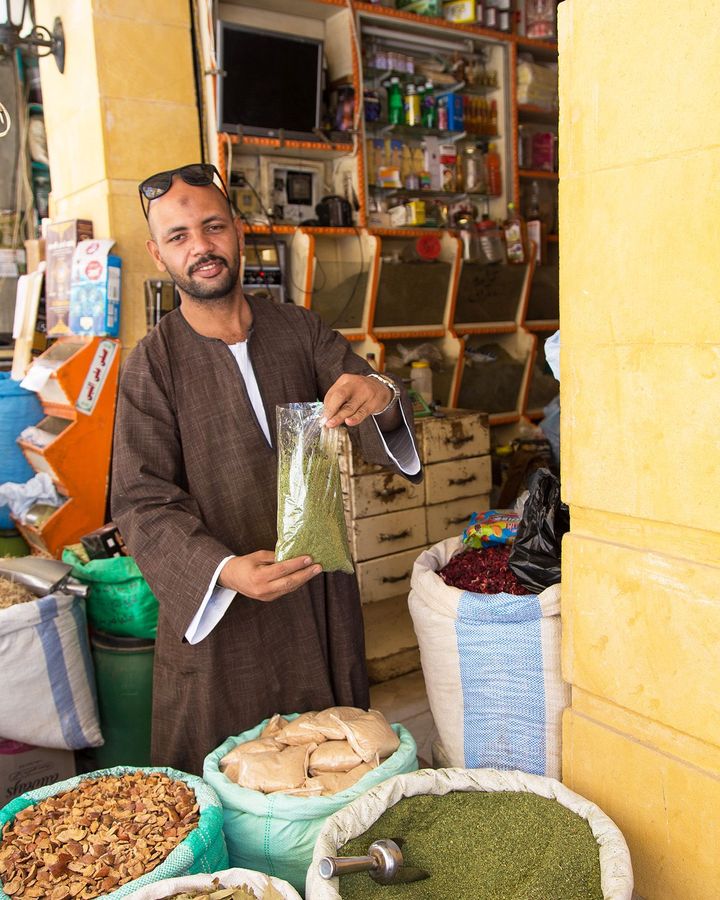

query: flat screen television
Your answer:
[217,22,324,140]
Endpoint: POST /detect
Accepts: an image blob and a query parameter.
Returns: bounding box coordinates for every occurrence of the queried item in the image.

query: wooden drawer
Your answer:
[422,411,489,463]
[426,493,491,545]
[345,470,424,519]
[349,506,427,562]
[425,455,492,505]
[357,546,427,604]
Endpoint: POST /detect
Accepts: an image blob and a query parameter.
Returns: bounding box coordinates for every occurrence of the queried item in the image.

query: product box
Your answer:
[0,740,76,805]
[69,239,122,337]
[45,218,94,336]
[443,0,476,23]
[395,0,443,16]
[24,238,46,273]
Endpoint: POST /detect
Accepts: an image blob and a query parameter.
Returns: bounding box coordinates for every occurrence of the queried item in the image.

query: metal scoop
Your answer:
[0,556,88,599]
[318,838,430,885]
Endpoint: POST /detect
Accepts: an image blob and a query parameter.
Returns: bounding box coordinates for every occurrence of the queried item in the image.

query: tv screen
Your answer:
[217,22,323,139]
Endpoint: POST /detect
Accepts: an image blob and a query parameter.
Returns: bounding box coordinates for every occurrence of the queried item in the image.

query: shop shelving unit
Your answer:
[14,335,120,556]
[210,0,560,428]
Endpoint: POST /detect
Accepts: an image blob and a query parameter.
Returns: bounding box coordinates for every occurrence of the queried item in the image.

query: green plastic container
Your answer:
[89,630,154,768]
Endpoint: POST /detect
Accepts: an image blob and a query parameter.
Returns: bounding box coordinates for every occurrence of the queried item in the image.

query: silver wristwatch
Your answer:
[366,371,400,415]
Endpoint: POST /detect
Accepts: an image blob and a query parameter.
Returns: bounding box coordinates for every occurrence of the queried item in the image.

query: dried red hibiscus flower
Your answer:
[439,546,531,595]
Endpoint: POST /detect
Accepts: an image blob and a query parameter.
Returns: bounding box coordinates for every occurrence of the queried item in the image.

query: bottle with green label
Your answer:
[387,77,404,126]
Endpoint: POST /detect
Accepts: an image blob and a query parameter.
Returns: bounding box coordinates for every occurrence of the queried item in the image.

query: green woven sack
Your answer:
[62,549,158,639]
[0,766,228,898]
[203,714,418,894]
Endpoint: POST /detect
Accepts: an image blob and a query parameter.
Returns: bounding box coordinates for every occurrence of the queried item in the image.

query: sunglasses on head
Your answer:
[138,164,231,219]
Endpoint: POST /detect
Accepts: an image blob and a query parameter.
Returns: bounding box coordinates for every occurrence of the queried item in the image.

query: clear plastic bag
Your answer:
[275,402,354,574]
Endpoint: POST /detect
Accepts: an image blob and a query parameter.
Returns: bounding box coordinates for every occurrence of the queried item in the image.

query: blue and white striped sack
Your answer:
[409,536,570,780]
[0,592,103,750]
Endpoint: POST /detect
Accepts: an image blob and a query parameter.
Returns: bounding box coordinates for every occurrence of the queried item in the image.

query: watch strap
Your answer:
[366,371,400,415]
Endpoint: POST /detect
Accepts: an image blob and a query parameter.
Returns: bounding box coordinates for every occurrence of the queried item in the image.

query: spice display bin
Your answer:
[380,334,463,408]
[454,257,534,333]
[292,229,379,339]
[453,329,535,424]
[369,231,461,336]
[523,239,559,329]
[14,336,120,556]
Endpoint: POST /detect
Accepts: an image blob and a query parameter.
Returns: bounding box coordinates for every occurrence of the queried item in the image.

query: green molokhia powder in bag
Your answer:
[275,402,354,574]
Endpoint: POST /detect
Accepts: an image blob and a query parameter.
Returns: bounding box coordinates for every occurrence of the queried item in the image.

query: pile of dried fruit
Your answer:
[0,577,36,610]
[439,546,531,595]
[0,772,199,899]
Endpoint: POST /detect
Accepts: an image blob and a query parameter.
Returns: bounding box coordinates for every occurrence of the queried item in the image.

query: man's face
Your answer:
[146,178,242,302]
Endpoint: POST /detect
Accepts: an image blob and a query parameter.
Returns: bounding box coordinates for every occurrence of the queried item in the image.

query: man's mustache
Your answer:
[188,254,228,276]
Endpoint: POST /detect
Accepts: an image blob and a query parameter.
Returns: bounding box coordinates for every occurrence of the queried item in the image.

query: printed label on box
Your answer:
[76,339,118,415]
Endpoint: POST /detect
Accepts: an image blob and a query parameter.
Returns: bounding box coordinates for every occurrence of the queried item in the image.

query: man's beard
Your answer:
[169,253,240,301]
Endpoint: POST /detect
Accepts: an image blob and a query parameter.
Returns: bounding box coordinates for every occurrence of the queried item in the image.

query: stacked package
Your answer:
[516,60,558,109]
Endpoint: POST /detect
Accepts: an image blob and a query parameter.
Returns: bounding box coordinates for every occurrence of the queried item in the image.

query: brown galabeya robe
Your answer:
[111,295,420,774]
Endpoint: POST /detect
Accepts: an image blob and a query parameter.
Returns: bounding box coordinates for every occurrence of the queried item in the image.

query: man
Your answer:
[111,164,421,774]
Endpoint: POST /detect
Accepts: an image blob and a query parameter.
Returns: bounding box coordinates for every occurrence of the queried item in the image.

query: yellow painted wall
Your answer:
[34,0,201,349]
[559,2,720,897]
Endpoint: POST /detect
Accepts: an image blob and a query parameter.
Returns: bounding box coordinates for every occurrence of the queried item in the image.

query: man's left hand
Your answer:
[323,374,394,428]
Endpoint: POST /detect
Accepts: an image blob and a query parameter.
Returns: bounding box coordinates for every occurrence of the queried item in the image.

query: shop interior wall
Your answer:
[558,1,720,897]
[34,0,202,351]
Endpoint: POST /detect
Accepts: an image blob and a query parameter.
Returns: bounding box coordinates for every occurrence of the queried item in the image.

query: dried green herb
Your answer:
[275,402,353,574]
[338,791,604,900]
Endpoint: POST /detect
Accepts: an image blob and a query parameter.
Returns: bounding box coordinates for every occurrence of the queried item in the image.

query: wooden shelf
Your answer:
[514,34,558,56]
[547,233,559,242]
[519,168,558,180]
[517,103,558,123]
[355,2,510,44]
[224,132,353,158]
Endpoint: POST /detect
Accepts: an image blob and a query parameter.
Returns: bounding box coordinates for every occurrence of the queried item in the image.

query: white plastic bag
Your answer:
[307,768,633,900]
[0,592,102,750]
[123,867,302,900]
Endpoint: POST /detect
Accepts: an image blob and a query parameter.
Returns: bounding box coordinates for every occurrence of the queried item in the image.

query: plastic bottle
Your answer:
[477,214,505,263]
[410,360,433,403]
[504,202,527,264]
[421,80,436,128]
[404,82,420,126]
[484,142,502,196]
[387,77,404,126]
[462,144,486,194]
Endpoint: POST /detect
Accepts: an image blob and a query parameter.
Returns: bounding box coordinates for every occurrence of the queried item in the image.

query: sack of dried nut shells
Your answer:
[0,766,228,900]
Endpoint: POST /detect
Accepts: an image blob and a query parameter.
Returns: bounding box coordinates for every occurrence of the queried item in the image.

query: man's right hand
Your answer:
[218,551,322,602]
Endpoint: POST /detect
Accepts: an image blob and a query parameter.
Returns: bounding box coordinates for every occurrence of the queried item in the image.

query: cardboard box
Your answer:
[45,218,93,336]
[0,740,76,805]
[69,239,122,337]
[24,238,46,273]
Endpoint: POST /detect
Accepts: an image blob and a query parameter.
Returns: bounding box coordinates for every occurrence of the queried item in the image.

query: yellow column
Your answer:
[34,0,201,348]
[559,2,720,898]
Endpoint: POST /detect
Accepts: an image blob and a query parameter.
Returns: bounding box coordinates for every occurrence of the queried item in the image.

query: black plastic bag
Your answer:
[508,468,569,593]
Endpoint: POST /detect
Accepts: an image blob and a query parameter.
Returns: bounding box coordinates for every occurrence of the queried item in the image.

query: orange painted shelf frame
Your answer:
[15,336,120,557]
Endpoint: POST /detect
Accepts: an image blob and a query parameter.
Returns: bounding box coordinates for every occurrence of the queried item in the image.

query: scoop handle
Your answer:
[318,854,375,879]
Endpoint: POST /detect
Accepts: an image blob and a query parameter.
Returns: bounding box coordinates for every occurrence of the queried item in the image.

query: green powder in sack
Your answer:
[275,402,354,574]
[338,791,604,900]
